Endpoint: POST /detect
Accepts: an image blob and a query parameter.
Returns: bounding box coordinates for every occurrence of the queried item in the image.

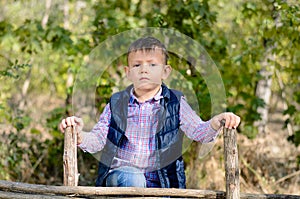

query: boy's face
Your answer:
[125,49,172,93]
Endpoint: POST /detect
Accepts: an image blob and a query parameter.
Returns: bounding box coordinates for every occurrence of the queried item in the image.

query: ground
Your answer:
[185,94,300,195]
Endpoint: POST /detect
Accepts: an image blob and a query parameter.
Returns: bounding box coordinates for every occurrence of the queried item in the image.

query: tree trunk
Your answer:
[63,0,70,29]
[19,64,32,110]
[41,0,52,28]
[254,63,273,134]
[63,0,74,116]
[254,3,283,135]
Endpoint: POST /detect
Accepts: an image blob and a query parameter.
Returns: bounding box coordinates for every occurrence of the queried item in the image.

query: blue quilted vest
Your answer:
[95,84,186,188]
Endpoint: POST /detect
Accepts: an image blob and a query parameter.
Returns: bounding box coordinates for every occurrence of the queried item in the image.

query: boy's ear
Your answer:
[162,65,172,80]
[124,66,130,78]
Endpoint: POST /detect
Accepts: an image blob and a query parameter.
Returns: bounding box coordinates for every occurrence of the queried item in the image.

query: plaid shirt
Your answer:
[79,88,219,187]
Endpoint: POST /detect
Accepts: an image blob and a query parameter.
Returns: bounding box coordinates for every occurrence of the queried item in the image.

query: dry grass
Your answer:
[186,96,300,195]
[186,133,300,195]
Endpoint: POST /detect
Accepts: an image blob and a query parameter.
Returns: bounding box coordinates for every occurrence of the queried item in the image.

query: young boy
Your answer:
[60,37,240,188]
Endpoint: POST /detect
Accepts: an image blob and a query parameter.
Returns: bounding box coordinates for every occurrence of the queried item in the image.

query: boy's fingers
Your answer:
[65,117,71,126]
[60,116,83,134]
[59,123,64,133]
[229,113,236,129]
[66,116,75,126]
[235,116,241,128]
[223,112,240,129]
[59,119,67,132]
[223,113,229,128]
[74,117,83,126]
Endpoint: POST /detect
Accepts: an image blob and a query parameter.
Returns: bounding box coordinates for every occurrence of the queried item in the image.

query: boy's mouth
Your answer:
[139,77,149,81]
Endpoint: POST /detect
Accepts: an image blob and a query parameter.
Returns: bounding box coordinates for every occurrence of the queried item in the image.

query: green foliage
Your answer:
[0,58,31,79]
[15,19,44,54]
[46,107,66,132]
[214,0,300,141]
[287,130,300,147]
[0,0,299,185]
[285,104,300,147]
[0,106,40,181]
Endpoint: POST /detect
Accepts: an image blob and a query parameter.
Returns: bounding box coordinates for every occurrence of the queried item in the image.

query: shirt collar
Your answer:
[129,86,163,104]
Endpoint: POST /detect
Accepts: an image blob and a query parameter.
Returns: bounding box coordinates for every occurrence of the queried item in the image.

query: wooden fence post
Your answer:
[223,126,240,199]
[63,126,79,186]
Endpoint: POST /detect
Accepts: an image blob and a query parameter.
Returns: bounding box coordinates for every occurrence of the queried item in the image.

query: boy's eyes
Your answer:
[132,64,160,68]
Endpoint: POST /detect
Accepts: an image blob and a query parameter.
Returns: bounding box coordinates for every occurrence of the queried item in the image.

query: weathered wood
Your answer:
[0,181,300,198]
[0,190,72,199]
[223,127,240,199]
[0,180,222,198]
[63,126,79,186]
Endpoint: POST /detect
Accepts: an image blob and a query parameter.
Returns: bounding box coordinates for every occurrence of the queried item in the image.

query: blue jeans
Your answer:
[105,166,146,187]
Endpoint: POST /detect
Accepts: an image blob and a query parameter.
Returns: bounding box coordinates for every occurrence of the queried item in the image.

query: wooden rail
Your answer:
[1,180,300,198]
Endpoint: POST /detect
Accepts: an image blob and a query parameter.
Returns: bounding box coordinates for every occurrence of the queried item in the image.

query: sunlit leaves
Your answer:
[0,59,31,79]
[0,0,299,183]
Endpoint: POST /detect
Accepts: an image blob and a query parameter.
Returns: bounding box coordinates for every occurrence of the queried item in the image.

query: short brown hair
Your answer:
[127,37,169,64]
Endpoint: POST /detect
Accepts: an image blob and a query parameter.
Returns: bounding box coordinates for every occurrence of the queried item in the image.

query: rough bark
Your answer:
[1,180,300,198]
[223,127,240,199]
[63,127,79,186]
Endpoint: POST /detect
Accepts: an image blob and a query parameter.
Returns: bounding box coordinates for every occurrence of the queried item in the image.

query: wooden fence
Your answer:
[63,126,240,192]
[0,126,299,198]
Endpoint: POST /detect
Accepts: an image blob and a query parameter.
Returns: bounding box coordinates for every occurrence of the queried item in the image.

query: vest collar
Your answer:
[127,84,171,104]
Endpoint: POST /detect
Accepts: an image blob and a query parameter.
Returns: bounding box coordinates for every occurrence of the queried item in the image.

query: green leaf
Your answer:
[30,128,41,135]
[283,105,296,116]
[287,130,300,147]
[243,124,259,139]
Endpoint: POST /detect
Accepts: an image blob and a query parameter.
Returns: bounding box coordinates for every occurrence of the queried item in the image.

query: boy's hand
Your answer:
[59,116,84,144]
[210,112,241,130]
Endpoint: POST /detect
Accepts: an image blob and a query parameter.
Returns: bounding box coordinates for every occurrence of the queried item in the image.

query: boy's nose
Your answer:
[140,64,149,73]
